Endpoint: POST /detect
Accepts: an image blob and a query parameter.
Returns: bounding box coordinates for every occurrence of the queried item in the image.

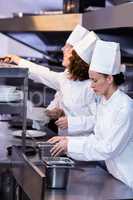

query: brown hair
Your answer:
[68,50,89,81]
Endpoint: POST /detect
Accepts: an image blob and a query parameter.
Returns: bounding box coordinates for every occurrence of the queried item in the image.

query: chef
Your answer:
[33,24,90,131]
[49,40,133,188]
[46,24,90,121]
[1,29,99,136]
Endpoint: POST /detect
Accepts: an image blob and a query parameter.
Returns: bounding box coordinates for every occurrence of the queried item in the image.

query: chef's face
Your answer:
[62,44,73,68]
[89,70,112,96]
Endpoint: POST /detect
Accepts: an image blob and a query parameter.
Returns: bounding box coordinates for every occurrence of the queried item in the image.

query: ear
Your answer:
[106,75,113,84]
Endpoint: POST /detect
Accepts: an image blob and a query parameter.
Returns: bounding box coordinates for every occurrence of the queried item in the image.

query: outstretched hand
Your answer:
[0,55,21,65]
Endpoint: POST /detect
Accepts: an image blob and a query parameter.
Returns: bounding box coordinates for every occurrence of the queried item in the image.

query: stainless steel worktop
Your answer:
[0,125,55,165]
[45,167,133,200]
[0,126,133,199]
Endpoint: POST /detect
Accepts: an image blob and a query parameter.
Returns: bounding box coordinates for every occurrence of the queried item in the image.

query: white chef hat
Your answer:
[66,24,89,46]
[73,31,99,64]
[90,40,121,75]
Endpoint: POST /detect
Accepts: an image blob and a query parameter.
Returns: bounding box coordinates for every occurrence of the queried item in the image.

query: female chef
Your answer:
[1,30,99,136]
[49,40,133,188]
[32,25,90,131]
[46,24,90,120]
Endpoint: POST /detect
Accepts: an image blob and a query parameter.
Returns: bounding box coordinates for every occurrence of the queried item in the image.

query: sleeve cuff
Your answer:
[68,116,94,135]
[67,136,88,154]
[18,59,29,68]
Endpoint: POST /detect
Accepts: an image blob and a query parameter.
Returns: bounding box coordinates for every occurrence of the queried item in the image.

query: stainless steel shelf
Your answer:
[0,67,28,148]
[83,3,133,30]
[0,67,28,78]
[0,3,133,31]
[0,103,23,114]
[0,13,81,32]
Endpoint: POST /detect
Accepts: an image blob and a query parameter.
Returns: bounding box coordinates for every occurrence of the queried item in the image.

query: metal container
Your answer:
[46,165,70,189]
[43,157,74,189]
[37,142,54,157]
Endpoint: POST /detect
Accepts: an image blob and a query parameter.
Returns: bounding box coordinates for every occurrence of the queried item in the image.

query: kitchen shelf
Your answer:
[0,3,133,31]
[0,67,28,148]
[0,67,28,77]
[82,2,133,30]
[0,102,23,114]
[0,13,81,32]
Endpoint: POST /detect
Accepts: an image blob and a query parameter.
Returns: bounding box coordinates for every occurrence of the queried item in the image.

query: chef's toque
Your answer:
[66,24,89,46]
[73,31,99,64]
[90,40,121,75]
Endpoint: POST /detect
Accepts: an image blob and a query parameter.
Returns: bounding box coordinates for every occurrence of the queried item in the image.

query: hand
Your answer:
[48,136,65,144]
[0,55,21,65]
[46,108,65,120]
[50,137,68,157]
[55,116,68,129]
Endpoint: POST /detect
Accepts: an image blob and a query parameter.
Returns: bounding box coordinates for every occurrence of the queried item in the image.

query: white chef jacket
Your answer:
[47,90,67,136]
[47,91,62,110]
[68,89,133,188]
[19,59,97,135]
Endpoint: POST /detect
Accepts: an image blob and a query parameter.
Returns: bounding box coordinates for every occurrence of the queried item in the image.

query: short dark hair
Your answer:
[113,72,125,86]
[103,72,125,86]
[68,50,89,81]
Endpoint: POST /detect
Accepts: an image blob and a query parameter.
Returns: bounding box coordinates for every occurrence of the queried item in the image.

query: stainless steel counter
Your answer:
[45,167,133,200]
[0,125,55,165]
[0,126,133,199]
